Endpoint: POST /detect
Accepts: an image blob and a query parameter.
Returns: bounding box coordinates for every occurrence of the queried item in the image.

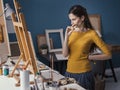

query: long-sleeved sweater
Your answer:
[67,30,111,73]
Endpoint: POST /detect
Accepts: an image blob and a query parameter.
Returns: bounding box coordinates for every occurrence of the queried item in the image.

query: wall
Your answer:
[8,0,120,67]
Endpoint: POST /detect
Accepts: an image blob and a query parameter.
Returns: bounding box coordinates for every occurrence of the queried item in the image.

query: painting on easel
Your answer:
[10,13,38,76]
[8,0,38,86]
[0,0,11,58]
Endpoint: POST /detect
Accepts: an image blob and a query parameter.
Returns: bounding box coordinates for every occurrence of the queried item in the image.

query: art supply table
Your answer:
[0,58,85,90]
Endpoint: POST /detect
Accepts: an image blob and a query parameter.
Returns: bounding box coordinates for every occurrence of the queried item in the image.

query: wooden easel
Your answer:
[9,0,38,86]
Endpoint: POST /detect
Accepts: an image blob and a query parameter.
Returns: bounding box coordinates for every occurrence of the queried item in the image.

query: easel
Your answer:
[9,0,38,86]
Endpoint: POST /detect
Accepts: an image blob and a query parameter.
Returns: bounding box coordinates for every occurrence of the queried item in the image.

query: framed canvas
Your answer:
[0,0,11,56]
[89,14,101,37]
[37,34,47,49]
[45,28,64,52]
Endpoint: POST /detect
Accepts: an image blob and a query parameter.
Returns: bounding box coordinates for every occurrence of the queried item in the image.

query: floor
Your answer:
[105,67,120,90]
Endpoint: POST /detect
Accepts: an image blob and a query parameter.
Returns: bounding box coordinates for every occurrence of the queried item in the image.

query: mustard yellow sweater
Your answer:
[67,30,111,73]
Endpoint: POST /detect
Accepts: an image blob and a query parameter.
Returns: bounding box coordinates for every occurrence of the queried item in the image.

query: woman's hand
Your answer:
[65,24,75,38]
[65,26,74,36]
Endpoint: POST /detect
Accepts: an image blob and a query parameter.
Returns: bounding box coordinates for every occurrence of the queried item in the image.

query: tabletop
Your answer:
[0,57,85,90]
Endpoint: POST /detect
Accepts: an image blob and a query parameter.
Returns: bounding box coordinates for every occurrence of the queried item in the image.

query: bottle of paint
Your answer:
[3,65,9,76]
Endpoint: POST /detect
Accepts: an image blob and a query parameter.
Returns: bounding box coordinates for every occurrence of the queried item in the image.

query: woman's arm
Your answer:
[62,26,74,57]
[90,30,112,60]
[88,54,112,60]
[62,36,69,57]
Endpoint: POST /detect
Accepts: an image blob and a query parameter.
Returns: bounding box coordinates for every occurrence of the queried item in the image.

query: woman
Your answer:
[62,5,112,90]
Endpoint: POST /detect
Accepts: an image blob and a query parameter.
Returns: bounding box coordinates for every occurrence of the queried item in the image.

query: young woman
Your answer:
[62,5,112,90]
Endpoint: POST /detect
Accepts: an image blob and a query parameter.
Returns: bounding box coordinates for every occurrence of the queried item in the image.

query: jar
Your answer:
[3,65,9,76]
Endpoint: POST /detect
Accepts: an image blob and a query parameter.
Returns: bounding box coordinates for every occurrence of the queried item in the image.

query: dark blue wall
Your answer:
[7,0,120,67]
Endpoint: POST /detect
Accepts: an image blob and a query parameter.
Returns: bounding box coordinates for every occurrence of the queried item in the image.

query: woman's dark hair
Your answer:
[69,5,96,53]
[68,5,93,30]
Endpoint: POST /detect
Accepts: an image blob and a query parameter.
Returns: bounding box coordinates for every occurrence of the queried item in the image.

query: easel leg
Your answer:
[109,59,117,82]
[9,54,23,77]
[103,59,117,82]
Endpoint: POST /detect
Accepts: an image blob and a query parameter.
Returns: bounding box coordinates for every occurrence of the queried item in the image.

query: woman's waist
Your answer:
[67,61,91,73]
[68,56,88,61]
[68,59,90,65]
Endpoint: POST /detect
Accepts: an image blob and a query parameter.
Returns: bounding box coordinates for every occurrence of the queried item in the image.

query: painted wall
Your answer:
[6,0,120,67]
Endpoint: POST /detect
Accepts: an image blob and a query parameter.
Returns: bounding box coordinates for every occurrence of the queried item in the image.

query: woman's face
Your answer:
[68,13,84,27]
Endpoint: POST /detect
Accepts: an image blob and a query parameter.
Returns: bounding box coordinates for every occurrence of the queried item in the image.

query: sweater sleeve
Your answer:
[91,30,111,56]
